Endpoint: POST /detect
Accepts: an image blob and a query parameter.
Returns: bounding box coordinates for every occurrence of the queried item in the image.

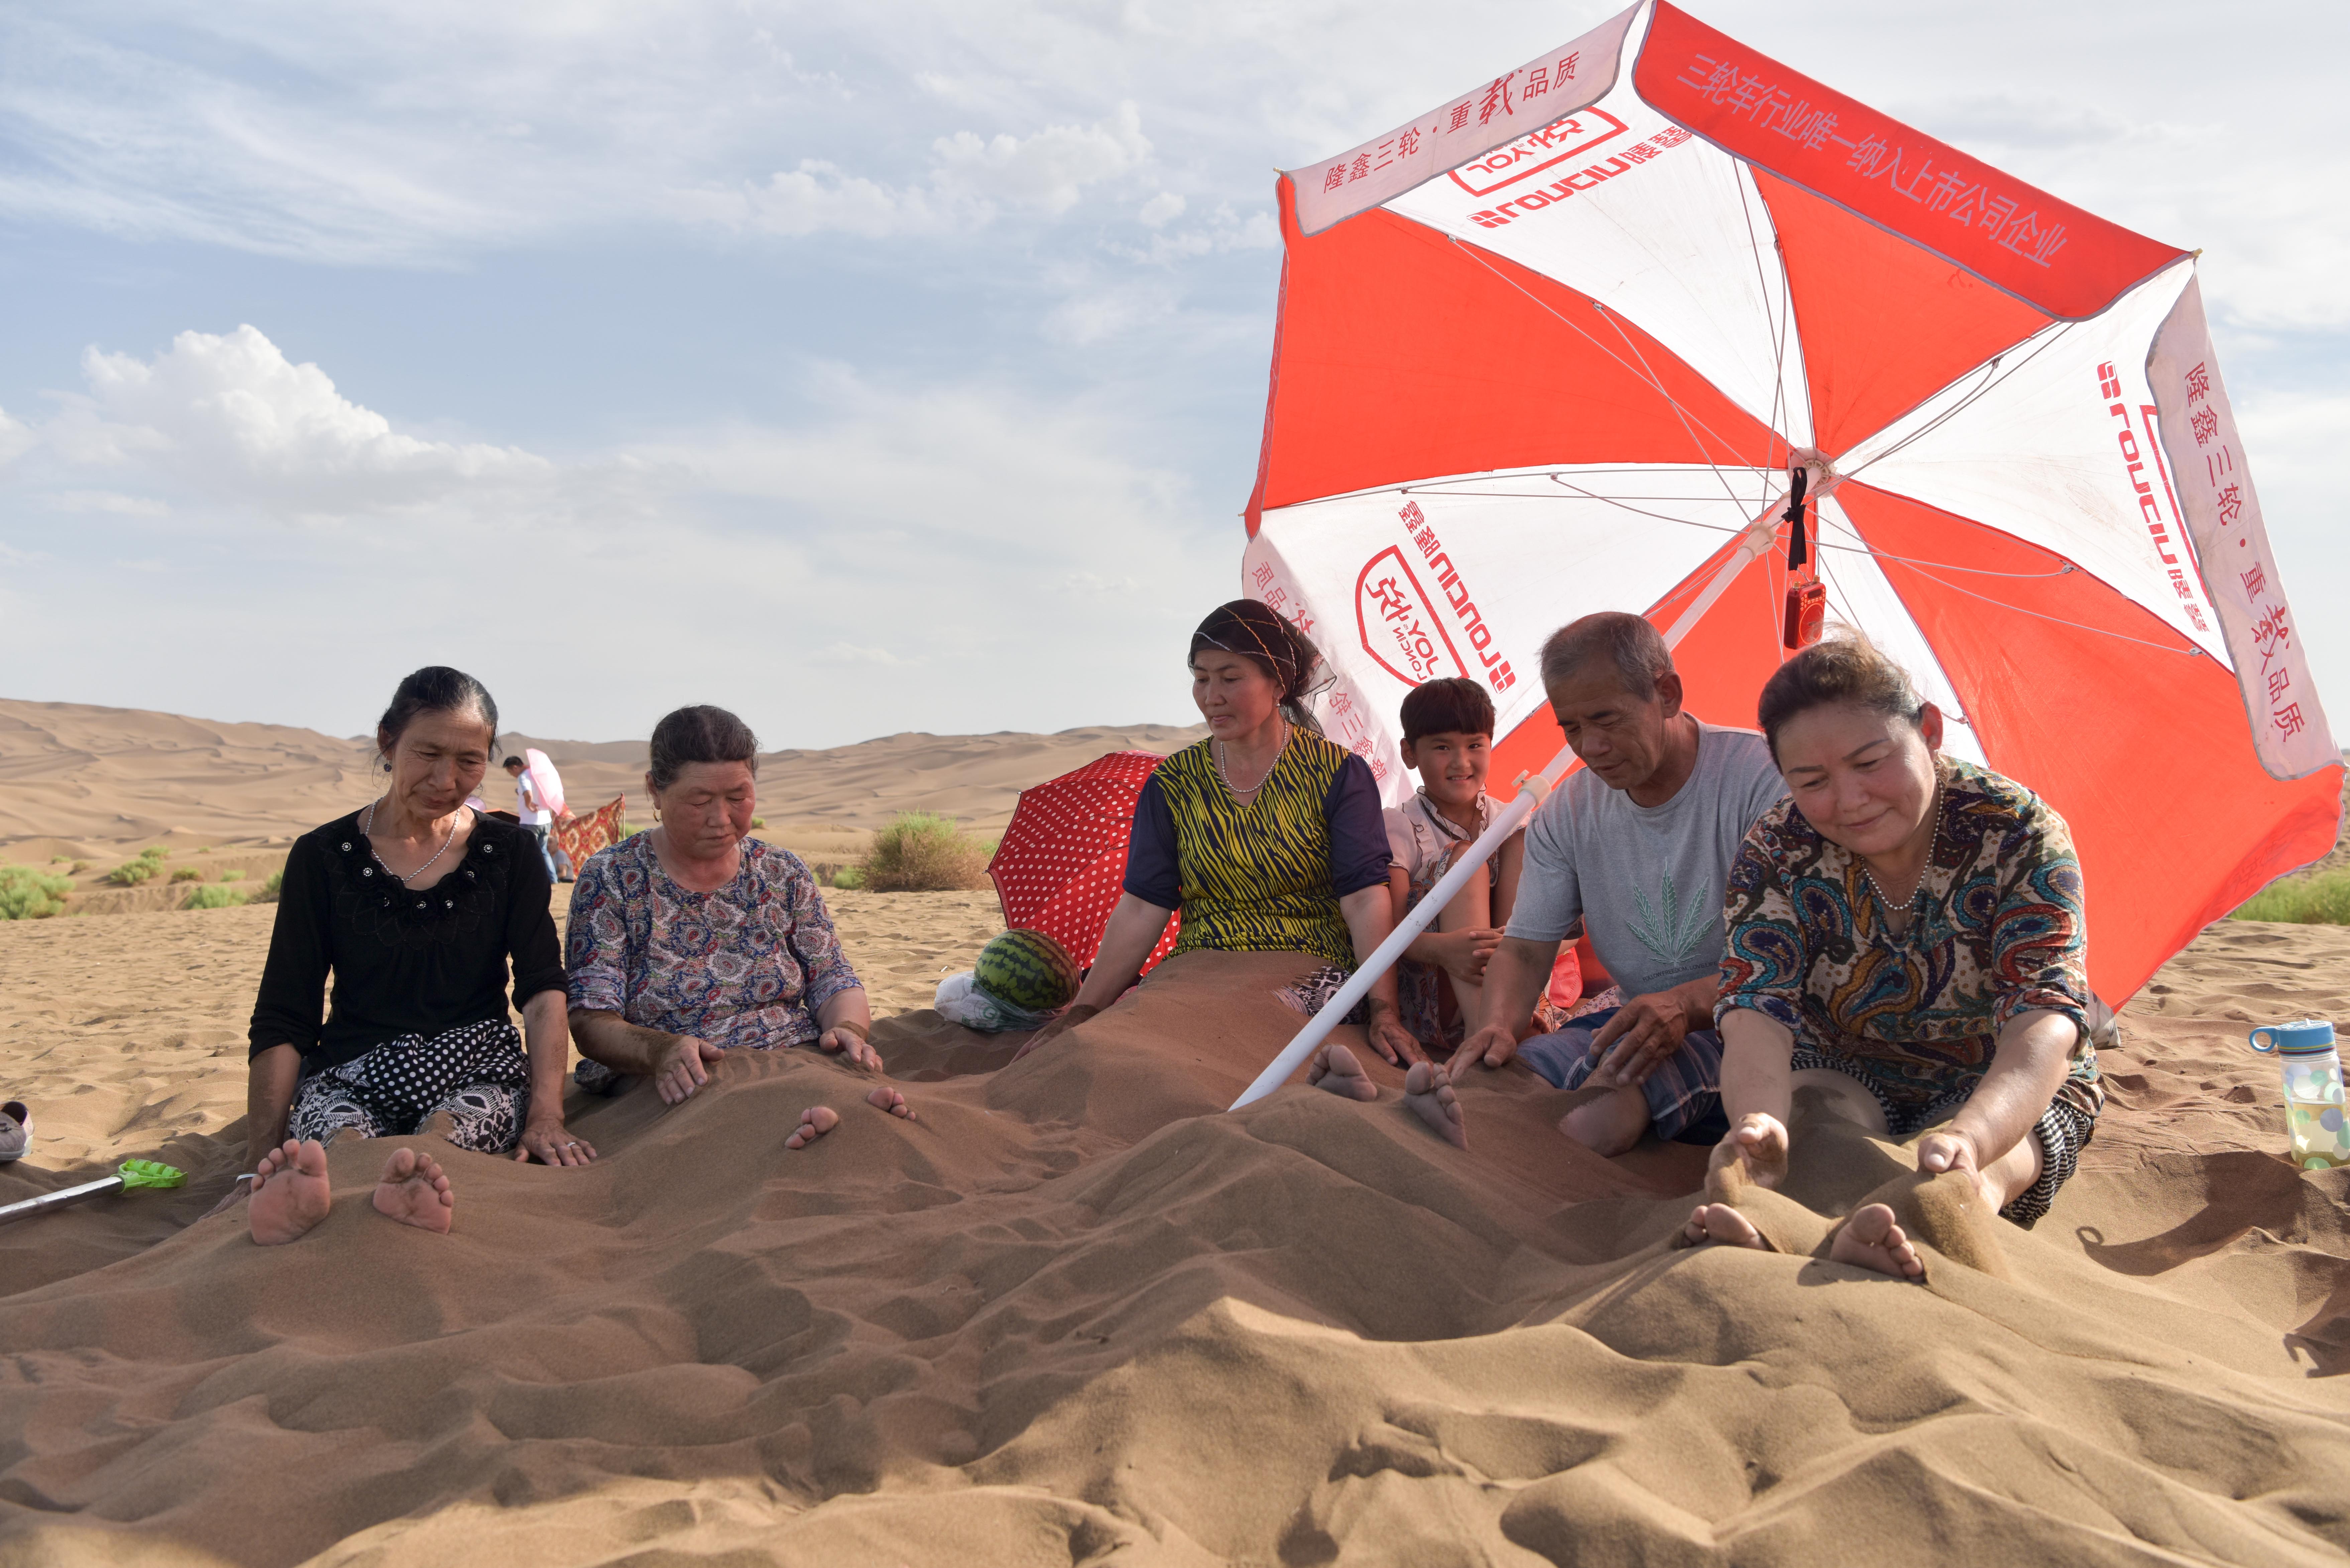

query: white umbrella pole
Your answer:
[1227,508,1784,1112]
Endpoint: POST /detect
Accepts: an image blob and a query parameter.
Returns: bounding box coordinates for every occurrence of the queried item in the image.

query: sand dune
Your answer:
[2,906,2347,1563]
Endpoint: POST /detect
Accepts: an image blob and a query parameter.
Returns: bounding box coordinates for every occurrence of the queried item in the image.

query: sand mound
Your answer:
[4,932,2348,1564]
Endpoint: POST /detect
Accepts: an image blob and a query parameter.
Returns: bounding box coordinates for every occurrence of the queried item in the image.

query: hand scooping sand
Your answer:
[248,1138,455,1244]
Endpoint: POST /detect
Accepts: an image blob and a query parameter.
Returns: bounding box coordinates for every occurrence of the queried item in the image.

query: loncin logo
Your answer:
[1357,548,1470,688]
[1447,108,1632,197]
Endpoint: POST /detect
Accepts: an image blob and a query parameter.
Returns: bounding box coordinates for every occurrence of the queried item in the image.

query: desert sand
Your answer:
[2,702,2348,1564]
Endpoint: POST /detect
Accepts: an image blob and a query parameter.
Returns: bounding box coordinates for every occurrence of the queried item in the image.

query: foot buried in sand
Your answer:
[249,1138,333,1246]
[866,1086,915,1121]
[1402,1061,1467,1149]
[372,1147,455,1235]
[1308,1042,1379,1102]
[1827,1202,1925,1281]
[1682,1202,1771,1251]
[785,1105,839,1149]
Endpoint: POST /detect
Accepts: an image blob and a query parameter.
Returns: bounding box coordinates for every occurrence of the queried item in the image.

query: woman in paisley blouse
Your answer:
[242,666,593,1247]
[566,706,889,1134]
[1687,636,2099,1279]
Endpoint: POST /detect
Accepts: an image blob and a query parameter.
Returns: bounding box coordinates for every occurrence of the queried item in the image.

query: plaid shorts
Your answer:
[1517,1008,1728,1144]
[1787,1048,2094,1228]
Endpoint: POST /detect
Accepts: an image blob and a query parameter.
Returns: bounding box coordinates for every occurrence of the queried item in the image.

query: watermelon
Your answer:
[974,928,1080,1013]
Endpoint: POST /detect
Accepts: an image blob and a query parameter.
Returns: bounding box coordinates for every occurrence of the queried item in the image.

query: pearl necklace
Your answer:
[363,799,461,885]
[1216,722,1290,798]
[1861,781,1942,927]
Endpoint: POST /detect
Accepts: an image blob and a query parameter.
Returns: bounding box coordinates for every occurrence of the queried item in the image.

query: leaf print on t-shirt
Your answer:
[1627,873,1713,970]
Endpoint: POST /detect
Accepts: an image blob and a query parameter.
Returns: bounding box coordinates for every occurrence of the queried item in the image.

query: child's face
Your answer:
[1400,731,1491,806]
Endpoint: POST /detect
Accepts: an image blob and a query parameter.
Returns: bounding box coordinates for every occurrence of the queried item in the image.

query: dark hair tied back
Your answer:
[649,705,760,791]
[1755,632,1926,759]
[377,666,498,759]
[1189,599,1330,735]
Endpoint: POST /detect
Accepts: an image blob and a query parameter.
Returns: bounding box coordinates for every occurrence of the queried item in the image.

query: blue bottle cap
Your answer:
[2250,1018,2336,1055]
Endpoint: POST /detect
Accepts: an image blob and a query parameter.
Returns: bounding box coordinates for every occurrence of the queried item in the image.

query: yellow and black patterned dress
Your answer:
[1123,732,1393,968]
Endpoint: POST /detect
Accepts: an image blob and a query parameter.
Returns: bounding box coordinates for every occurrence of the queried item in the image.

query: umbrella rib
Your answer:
[1732,162,1798,455]
[1841,319,2079,478]
[1889,558,2205,655]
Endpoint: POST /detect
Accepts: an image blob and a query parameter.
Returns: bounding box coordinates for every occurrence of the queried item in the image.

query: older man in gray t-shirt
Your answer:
[1451,612,1786,1155]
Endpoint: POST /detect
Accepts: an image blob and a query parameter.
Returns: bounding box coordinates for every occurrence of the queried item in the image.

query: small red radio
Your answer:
[1783,576,1825,649]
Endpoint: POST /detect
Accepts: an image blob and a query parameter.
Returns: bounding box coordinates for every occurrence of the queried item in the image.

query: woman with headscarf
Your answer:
[1015,600,1421,1073]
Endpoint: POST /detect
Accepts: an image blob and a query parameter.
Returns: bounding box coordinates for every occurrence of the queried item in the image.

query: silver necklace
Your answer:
[1861,781,1942,924]
[363,799,460,885]
[1216,722,1289,797]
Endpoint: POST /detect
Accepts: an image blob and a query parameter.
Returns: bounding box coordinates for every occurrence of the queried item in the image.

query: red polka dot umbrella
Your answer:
[987,751,1181,972]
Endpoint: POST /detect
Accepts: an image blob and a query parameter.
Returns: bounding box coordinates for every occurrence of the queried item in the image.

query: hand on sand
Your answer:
[1010,1004,1099,1062]
[1445,1022,1518,1085]
[515,1115,597,1166]
[1308,1041,1380,1101]
[250,1138,334,1246]
[785,1105,840,1149]
[818,1025,882,1072]
[1582,992,1691,1090]
[1709,1113,1790,1196]
[655,1036,723,1105]
[1362,1002,1425,1067]
[1403,1061,1467,1149]
[1429,927,1503,986]
[1826,1204,1925,1280]
[374,1147,455,1233]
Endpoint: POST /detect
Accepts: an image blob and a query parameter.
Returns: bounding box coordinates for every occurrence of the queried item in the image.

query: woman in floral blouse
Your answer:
[1686,636,2098,1278]
[567,706,880,1110]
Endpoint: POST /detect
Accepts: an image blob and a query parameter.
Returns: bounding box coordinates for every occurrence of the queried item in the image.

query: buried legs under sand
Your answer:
[247,1138,456,1245]
[1308,1042,1468,1150]
[784,1085,919,1150]
[1681,1073,2028,1281]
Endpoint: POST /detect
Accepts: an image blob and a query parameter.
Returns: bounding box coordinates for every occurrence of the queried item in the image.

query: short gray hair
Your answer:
[1538,612,1674,701]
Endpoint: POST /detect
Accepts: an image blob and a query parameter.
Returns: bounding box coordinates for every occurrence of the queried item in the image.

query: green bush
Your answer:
[750,816,767,829]
[0,866,73,919]
[49,856,70,865]
[196,846,212,856]
[829,866,865,890]
[2231,868,2350,925]
[183,884,249,910]
[857,812,991,892]
[264,871,283,894]
[219,868,244,882]
[106,860,160,887]
[168,867,204,883]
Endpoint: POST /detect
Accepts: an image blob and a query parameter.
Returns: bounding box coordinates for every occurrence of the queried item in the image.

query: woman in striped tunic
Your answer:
[1015,600,1421,1074]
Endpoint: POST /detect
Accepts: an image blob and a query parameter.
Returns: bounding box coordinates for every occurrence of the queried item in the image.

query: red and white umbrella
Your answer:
[1239,0,2338,1047]
[988,752,1181,973]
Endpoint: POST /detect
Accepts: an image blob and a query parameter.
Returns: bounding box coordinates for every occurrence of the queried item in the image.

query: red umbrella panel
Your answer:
[1242,0,2340,1010]
[988,752,1181,974]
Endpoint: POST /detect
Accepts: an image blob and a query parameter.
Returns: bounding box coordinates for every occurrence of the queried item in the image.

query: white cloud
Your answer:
[931,102,1150,216]
[38,325,548,516]
[1138,191,1185,228]
[51,489,168,516]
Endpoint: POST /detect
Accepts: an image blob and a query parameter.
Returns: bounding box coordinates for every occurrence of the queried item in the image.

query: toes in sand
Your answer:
[785,1105,840,1150]
[866,1086,915,1121]
[1828,1202,1926,1281]
[372,1147,455,1235]
[1681,1201,1770,1252]
[1402,1061,1467,1149]
[249,1138,334,1246]
[1309,1042,1380,1102]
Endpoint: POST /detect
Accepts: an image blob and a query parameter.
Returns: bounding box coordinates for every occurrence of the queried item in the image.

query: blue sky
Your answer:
[1,0,2342,749]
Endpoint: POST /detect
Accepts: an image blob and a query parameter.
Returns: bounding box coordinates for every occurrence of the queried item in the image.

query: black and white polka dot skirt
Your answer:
[290,1018,532,1154]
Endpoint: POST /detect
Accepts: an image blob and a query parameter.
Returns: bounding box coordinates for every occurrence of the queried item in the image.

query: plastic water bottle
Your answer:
[2250,1019,2350,1171]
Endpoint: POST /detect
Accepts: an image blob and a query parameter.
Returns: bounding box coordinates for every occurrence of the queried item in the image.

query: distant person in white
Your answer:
[1449,612,1787,1156]
[504,755,561,885]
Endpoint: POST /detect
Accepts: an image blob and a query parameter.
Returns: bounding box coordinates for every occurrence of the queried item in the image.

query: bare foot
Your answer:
[866,1086,915,1121]
[1402,1061,1467,1149]
[1828,1202,1925,1281]
[1308,1042,1380,1102]
[372,1147,455,1234]
[1681,1201,1772,1251]
[249,1138,333,1246]
[785,1105,840,1149]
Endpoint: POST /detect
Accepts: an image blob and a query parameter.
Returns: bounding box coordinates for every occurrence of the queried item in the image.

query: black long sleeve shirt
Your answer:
[248,809,565,1071]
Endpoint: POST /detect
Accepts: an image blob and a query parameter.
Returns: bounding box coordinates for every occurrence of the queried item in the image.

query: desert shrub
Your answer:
[106,860,160,887]
[750,816,767,829]
[70,861,89,875]
[829,866,865,890]
[183,884,249,910]
[219,868,244,882]
[2232,868,2350,925]
[196,846,212,855]
[857,812,990,892]
[265,871,283,893]
[169,867,204,883]
[0,866,72,920]
[49,856,69,865]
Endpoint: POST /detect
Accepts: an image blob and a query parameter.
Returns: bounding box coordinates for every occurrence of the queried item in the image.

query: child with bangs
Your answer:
[1385,677,1580,1056]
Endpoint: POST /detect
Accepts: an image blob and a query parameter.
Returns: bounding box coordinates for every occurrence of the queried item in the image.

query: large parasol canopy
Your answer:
[1243,0,2339,1028]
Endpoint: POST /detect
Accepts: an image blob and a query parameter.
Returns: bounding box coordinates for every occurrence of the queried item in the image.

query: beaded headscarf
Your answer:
[1189,599,1329,734]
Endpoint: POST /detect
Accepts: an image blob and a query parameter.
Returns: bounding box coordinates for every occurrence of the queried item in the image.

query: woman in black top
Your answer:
[243,668,593,1243]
